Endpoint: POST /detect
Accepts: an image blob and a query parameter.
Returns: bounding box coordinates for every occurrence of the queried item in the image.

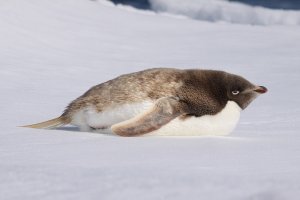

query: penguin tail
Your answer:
[21,116,70,129]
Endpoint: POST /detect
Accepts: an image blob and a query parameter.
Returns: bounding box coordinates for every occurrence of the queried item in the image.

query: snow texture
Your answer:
[1,0,300,199]
[150,0,300,25]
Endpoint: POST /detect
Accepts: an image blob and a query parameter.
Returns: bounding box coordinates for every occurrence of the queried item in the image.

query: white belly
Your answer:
[149,101,241,136]
[71,101,154,131]
[71,101,241,136]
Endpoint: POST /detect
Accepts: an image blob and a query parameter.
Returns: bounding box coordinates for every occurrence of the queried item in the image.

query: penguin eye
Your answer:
[232,90,240,95]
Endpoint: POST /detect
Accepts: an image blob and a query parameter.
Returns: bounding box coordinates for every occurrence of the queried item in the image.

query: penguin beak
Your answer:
[253,86,268,94]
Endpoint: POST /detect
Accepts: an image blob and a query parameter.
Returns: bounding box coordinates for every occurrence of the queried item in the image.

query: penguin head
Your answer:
[225,73,267,110]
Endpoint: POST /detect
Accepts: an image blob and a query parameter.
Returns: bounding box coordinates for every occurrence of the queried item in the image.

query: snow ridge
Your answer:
[150,0,300,25]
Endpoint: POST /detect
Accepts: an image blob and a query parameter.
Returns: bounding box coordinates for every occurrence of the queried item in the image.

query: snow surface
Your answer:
[1,0,300,199]
[150,0,300,25]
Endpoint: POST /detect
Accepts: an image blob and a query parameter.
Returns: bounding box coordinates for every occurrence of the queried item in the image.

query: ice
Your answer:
[0,0,300,199]
[150,0,300,25]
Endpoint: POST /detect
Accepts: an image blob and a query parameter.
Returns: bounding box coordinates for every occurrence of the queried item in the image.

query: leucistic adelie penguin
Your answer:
[23,68,267,136]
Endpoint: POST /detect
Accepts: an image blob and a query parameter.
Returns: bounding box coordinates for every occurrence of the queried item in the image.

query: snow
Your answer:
[1,0,300,199]
[150,0,300,25]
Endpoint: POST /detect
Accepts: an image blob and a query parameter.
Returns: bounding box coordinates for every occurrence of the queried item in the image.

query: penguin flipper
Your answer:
[111,97,186,136]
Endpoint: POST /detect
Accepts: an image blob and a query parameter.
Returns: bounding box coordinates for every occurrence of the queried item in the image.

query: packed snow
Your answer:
[150,0,300,25]
[1,0,300,199]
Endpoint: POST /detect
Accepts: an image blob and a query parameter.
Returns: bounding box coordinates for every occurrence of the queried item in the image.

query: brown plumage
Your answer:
[22,68,267,136]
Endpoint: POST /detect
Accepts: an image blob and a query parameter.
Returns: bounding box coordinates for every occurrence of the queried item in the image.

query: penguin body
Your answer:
[23,68,267,136]
[71,100,240,136]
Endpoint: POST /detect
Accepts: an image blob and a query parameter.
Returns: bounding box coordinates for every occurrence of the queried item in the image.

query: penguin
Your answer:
[23,68,267,136]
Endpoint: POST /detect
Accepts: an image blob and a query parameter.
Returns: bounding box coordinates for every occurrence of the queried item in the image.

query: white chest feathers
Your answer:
[71,101,241,136]
[150,101,241,136]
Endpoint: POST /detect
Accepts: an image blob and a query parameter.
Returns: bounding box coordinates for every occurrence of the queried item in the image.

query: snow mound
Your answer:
[149,0,300,25]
